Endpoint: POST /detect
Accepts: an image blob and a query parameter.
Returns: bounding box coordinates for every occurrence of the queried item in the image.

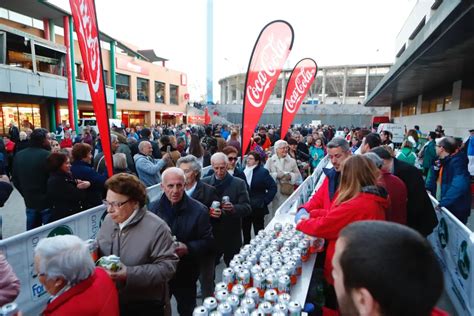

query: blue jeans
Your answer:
[26,208,51,230]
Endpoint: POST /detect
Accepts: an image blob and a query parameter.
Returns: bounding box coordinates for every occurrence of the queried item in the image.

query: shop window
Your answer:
[170,84,179,105]
[0,32,5,64]
[155,81,165,103]
[1,104,41,133]
[34,43,64,76]
[401,100,417,116]
[137,77,149,102]
[103,70,109,86]
[391,104,401,118]
[6,33,33,71]
[460,80,474,109]
[116,73,130,100]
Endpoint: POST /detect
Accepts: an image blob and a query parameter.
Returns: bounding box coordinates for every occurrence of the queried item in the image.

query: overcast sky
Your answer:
[50,0,416,101]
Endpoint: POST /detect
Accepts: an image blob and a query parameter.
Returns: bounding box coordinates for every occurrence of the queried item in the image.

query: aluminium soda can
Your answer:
[235,307,251,315]
[215,282,228,295]
[263,267,275,276]
[251,310,266,316]
[226,294,240,312]
[241,297,256,312]
[291,254,302,276]
[209,312,223,316]
[216,303,233,316]
[277,275,291,294]
[237,269,251,288]
[233,264,244,275]
[222,195,230,204]
[283,223,294,231]
[234,254,246,263]
[243,261,253,271]
[271,312,286,316]
[231,283,246,300]
[287,301,302,315]
[192,306,209,316]
[260,261,270,270]
[273,303,288,314]
[243,244,253,252]
[247,254,258,265]
[258,301,274,315]
[222,268,235,290]
[215,289,229,303]
[245,287,260,305]
[258,229,266,237]
[279,246,291,254]
[278,293,292,306]
[253,272,266,297]
[273,223,282,234]
[265,273,278,290]
[229,259,240,270]
[271,261,283,271]
[264,289,279,304]
[251,264,262,277]
[203,297,218,312]
[250,238,259,248]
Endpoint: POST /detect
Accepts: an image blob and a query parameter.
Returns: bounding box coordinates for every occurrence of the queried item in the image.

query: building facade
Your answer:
[217,64,391,126]
[364,0,474,137]
[0,3,187,134]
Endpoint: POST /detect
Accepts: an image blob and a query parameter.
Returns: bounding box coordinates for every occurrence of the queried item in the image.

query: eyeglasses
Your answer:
[228,157,238,161]
[103,199,131,209]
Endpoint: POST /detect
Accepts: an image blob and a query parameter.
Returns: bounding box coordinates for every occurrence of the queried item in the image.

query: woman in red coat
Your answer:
[296,155,388,316]
[34,235,119,316]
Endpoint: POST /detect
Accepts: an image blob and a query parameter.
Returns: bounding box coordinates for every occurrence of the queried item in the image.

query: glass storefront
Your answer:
[117,110,145,128]
[0,104,42,135]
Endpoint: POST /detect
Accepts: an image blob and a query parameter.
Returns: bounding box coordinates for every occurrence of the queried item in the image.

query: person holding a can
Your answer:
[97,173,178,316]
[150,167,214,316]
[202,152,251,266]
[34,235,119,315]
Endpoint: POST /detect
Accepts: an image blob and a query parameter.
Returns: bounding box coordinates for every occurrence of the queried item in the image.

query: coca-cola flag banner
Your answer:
[242,20,294,157]
[280,58,318,137]
[70,0,113,177]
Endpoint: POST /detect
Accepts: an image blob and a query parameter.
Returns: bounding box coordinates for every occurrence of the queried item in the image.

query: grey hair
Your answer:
[110,134,118,143]
[161,167,186,183]
[327,137,350,152]
[364,152,383,169]
[138,141,151,153]
[211,152,228,164]
[113,153,127,169]
[274,140,288,150]
[177,155,202,179]
[19,131,27,141]
[34,235,94,285]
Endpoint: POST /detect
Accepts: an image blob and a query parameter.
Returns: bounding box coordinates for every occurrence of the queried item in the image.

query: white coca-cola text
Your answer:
[284,66,315,114]
[247,33,291,108]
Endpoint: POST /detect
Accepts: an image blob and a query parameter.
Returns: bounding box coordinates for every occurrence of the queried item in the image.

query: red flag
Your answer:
[242,20,294,157]
[69,0,113,177]
[204,107,211,125]
[280,58,318,137]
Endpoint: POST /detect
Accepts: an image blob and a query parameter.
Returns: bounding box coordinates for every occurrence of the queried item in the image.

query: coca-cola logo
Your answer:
[285,67,316,114]
[247,33,291,108]
[72,0,101,93]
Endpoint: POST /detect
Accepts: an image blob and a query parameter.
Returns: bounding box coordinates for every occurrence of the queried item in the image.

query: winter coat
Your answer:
[0,253,20,306]
[42,268,119,316]
[70,160,106,207]
[427,152,471,223]
[422,140,437,169]
[151,194,214,284]
[396,147,417,166]
[299,168,340,212]
[309,146,325,168]
[12,147,50,209]
[97,207,179,305]
[296,186,388,285]
[246,164,277,217]
[202,173,251,257]
[133,153,166,187]
[191,180,219,209]
[46,171,88,222]
[381,171,407,225]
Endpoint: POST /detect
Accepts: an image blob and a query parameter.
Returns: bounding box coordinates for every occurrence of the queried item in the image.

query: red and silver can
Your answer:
[287,301,302,315]
[251,264,262,277]
[253,272,266,297]
[273,303,288,314]
[285,262,298,285]
[217,303,233,316]
[258,301,273,315]
[278,293,292,305]
[243,261,253,271]
[222,268,235,290]
[245,287,260,305]
[203,297,218,312]
[226,294,240,312]
[222,196,230,204]
[250,310,266,316]
[298,241,309,262]
[235,254,246,263]
[235,307,251,315]
[215,289,229,303]
[231,283,246,300]
[264,289,279,304]
[237,269,251,288]
[215,282,227,295]
[241,297,256,312]
[277,275,291,294]
[291,254,302,276]
[192,306,208,316]
[265,273,278,291]
[273,223,282,234]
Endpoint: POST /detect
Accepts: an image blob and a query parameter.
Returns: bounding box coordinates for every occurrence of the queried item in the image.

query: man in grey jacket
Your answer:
[133,141,170,187]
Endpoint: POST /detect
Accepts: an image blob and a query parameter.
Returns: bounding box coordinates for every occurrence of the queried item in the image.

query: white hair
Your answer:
[177,155,202,179]
[161,167,185,184]
[274,140,288,150]
[19,131,27,141]
[34,235,94,285]
[138,140,151,153]
[210,152,228,165]
[113,153,127,169]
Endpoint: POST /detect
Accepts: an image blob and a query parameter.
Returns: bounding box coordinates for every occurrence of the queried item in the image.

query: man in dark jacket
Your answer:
[12,128,51,230]
[151,167,213,316]
[372,146,438,236]
[426,137,471,223]
[202,152,251,266]
[8,122,19,144]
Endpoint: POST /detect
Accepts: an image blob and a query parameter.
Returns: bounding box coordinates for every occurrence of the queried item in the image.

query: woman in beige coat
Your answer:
[265,140,302,222]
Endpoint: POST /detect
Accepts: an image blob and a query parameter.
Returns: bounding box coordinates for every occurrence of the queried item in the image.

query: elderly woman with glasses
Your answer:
[96,173,178,316]
[35,235,119,315]
[265,140,302,221]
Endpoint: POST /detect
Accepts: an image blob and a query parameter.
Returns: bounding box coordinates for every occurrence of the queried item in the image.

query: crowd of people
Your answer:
[0,120,472,315]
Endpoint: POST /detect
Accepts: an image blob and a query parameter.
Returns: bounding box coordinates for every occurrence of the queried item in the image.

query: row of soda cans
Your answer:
[193,289,302,315]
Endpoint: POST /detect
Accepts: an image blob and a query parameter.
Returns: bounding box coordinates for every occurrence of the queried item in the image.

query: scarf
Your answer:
[213,173,233,196]
[243,164,257,187]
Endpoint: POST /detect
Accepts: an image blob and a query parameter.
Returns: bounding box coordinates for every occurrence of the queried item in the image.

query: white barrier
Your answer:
[427,196,474,316]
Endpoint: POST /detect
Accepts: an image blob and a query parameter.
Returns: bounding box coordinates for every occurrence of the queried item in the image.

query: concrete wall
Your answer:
[394,108,474,138]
